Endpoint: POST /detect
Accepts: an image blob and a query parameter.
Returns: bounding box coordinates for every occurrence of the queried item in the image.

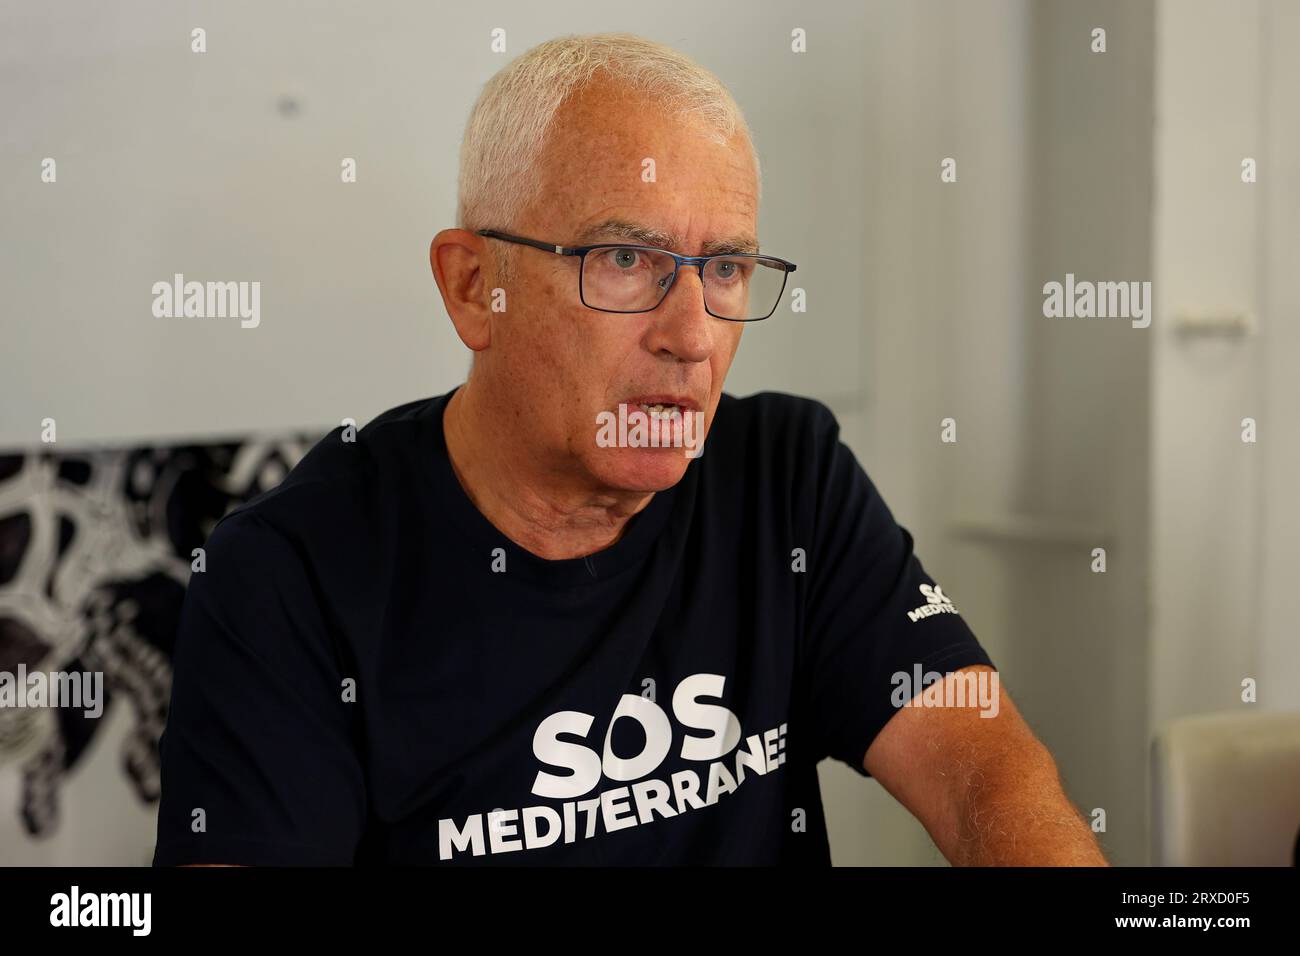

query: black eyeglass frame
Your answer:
[476,228,797,322]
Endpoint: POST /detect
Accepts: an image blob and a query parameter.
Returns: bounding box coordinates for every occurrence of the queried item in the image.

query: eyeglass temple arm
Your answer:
[476,229,583,257]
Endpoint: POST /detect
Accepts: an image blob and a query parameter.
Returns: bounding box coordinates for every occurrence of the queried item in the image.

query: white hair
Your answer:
[456,33,761,276]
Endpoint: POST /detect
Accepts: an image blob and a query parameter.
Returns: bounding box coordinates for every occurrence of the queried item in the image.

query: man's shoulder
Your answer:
[713,390,842,452]
[699,392,851,511]
[211,395,439,540]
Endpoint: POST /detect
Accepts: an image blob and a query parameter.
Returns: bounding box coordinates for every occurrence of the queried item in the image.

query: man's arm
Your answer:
[862,665,1108,866]
[153,512,366,866]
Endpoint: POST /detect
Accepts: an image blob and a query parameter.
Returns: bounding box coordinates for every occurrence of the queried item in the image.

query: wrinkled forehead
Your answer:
[523,80,760,250]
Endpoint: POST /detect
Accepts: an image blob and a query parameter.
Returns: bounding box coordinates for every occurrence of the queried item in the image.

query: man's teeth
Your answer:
[637,402,683,420]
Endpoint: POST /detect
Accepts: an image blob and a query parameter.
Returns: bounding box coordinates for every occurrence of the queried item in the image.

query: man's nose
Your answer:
[645,264,714,363]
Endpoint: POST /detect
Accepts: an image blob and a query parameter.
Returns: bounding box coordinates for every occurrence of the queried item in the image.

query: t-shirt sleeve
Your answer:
[801,405,995,778]
[153,510,366,865]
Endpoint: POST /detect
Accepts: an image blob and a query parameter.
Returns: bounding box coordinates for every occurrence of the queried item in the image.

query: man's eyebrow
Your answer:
[701,234,761,256]
[573,218,760,256]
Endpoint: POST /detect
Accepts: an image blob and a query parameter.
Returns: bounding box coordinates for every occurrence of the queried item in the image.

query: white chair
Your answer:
[1151,710,1300,866]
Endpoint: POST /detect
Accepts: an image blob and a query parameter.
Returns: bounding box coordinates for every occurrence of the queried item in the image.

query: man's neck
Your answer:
[442,382,654,560]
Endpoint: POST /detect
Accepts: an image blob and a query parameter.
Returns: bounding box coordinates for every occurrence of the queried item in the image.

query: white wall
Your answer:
[1151,0,1265,734]
[817,0,1037,867]
[1257,1,1300,709]
[821,0,1158,868]
[1013,0,1155,868]
[0,0,866,450]
[1150,0,1300,755]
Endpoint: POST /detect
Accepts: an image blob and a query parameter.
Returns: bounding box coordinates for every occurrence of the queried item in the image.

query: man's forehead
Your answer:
[572,217,761,256]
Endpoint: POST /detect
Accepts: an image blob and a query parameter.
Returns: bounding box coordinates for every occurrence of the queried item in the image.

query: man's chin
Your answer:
[591,447,695,494]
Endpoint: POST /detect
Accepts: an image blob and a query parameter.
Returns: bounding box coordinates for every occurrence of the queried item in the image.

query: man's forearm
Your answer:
[943,747,1109,866]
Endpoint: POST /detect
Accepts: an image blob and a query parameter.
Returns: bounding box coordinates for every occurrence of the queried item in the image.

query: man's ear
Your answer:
[430,229,494,352]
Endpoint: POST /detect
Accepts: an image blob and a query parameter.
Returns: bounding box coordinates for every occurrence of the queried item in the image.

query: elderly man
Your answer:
[154,33,1106,866]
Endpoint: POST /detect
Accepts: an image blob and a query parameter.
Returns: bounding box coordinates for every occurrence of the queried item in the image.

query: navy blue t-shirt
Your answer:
[153,388,994,865]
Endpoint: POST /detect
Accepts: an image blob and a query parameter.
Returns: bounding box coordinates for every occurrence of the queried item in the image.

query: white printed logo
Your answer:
[436,673,788,861]
[907,583,958,623]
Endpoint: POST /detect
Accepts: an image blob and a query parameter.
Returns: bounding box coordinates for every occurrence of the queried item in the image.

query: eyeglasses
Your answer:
[477,229,797,322]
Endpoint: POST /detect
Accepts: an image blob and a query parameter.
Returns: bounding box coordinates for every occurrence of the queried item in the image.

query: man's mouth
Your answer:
[637,402,683,421]
[623,396,701,420]
[597,396,708,458]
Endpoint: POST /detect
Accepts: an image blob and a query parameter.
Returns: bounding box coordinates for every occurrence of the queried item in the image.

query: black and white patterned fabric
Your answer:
[0,436,314,847]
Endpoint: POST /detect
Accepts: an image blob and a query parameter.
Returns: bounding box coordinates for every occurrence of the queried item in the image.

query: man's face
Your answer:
[480,80,759,494]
